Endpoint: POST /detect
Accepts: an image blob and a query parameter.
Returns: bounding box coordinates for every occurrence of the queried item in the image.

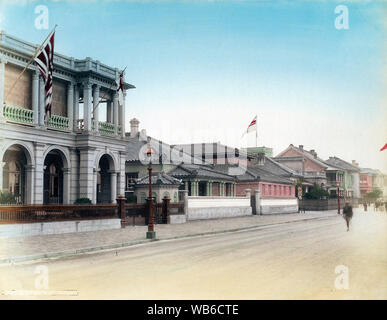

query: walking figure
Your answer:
[343,202,353,232]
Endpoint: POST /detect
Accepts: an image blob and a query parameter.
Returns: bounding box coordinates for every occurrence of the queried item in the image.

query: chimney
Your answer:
[310,149,317,158]
[352,160,359,166]
[130,118,139,136]
[299,145,303,151]
[140,129,147,137]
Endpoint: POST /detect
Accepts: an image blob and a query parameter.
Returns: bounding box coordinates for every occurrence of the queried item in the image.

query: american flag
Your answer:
[116,72,124,106]
[34,32,55,119]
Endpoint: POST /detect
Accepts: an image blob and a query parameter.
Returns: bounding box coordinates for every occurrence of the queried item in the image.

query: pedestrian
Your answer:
[363,202,367,212]
[343,202,353,232]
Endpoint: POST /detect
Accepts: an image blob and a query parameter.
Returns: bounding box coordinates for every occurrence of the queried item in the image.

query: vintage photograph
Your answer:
[0,0,386,303]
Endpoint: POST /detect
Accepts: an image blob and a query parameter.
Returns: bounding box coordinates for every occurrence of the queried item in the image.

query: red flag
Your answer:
[380,143,387,151]
[35,32,55,119]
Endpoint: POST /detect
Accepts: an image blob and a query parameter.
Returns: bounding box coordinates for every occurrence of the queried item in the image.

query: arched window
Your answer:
[163,191,170,199]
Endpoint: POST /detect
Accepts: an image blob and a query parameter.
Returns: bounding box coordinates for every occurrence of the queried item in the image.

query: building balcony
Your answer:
[3,105,123,138]
[3,104,34,125]
[47,114,70,131]
[77,119,121,137]
[303,171,326,178]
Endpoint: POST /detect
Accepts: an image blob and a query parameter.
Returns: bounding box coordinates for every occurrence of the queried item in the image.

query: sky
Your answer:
[0,0,386,172]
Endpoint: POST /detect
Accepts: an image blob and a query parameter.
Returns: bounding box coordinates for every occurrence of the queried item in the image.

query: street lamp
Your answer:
[146,146,156,239]
[336,179,341,214]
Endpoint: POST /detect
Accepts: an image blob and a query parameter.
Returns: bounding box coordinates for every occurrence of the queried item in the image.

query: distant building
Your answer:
[274,144,327,195]
[247,146,273,157]
[359,168,385,198]
[324,157,360,199]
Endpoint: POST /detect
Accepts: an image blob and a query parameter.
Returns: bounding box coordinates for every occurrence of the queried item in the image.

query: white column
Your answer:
[39,76,45,126]
[255,189,261,215]
[24,165,35,205]
[67,82,74,132]
[121,92,126,138]
[0,57,6,122]
[110,171,117,203]
[92,85,100,133]
[0,161,5,191]
[79,147,95,201]
[32,69,39,125]
[83,81,92,132]
[69,148,79,204]
[106,100,112,123]
[113,92,119,135]
[118,151,126,196]
[73,85,79,131]
[63,168,71,204]
[34,143,45,204]
[92,169,97,204]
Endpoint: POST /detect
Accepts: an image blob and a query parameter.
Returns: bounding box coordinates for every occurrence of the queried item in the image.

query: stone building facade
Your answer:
[0,31,134,204]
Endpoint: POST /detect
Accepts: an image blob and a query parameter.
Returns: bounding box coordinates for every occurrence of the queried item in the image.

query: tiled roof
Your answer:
[276,145,328,169]
[169,164,236,181]
[126,133,199,164]
[324,157,360,172]
[360,168,379,175]
[213,157,294,185]
[172,142,238,157]
[136,172,182,186]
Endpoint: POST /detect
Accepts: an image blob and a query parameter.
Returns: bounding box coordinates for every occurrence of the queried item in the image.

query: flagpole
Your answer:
[92,66,126,115]
[5,25,57,102]
[255,116,258,148]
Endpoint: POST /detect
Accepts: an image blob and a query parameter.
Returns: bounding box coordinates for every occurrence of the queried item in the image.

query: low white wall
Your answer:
[169,214,187,224]
[0,219,121,238]
[260,198,298,214]
[187,196,252,220]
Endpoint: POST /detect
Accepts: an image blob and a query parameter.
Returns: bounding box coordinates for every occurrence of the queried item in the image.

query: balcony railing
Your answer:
[3,105,34,125]
[47,114,69,131]
[99,121,116,136]
[304,171,327,178]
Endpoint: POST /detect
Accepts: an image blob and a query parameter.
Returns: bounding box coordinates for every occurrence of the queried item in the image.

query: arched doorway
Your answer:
[43,150,64,204]
[2,145,29,204]
[97,154,115,203]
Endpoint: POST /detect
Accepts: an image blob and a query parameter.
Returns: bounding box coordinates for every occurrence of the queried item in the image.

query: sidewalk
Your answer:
[0,211,340,264]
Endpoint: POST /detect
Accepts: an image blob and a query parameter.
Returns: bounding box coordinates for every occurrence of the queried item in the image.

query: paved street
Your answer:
[0,210,386,299]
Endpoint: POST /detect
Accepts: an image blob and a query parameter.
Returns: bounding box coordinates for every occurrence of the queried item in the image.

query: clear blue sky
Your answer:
[1,0,386,171]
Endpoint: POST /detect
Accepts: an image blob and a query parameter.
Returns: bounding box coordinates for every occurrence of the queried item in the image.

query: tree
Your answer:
[364,188,383,202]
[0,190,18,205]
[304,185,330,200]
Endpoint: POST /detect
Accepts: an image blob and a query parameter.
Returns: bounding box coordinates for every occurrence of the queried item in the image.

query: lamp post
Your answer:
[336,179,341,214]
[146,146,156,239]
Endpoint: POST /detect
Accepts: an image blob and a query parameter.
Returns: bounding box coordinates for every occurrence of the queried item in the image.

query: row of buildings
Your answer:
[0,31,386,206]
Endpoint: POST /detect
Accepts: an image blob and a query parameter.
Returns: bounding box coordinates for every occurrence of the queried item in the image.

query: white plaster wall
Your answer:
[0,219,121,238]
[187,196,250,209]
[260,198,298,206]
